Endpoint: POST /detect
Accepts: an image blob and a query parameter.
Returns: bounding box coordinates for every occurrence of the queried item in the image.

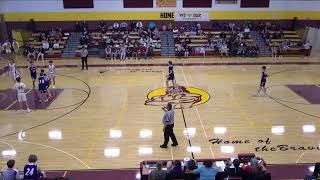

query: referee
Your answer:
[80,46,88,70]
[160,103,178,149]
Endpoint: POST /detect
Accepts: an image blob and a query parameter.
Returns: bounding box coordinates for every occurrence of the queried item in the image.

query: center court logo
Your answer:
[145,85,210,109]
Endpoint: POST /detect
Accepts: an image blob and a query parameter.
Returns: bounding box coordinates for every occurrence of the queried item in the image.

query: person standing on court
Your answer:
[80,46,88,70]
[160,102,178,148]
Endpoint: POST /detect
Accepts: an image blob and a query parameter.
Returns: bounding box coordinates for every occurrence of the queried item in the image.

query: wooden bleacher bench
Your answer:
[283,35,300,38]
[271,39,301,43]
[268,31,297,34]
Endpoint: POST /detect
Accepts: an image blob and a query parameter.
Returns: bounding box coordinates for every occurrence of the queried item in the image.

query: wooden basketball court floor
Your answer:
[0,55,320,171]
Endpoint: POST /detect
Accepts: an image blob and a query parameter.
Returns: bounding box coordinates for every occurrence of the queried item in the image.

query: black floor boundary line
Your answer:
[180,107,195,159]
[2,61,320,75]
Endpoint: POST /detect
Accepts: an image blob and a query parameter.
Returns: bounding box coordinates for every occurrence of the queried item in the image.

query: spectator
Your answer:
[148,22,156,31]
[168,22,173,31]
[271,43,277,60]
[313,163,320,178]
[172,27,179,35]
[1,159,21,180]
[120,22,128,32]
[42,40,49,50]
[193,160,220,180]
[110,45,116,60]
[166,160,184,179]
[113,22,120,32]
[130,21,137,31]
[244,26,250,39]
[105,46,112,60]
[27,46,36,61]
[52,41,60,49]
[98,21,105,30]
[153,28,160,40]
[225,159,244,178]
[303,40,311,59]
[220,43,229,57]
[243,158,267,180]
[120,44,127,60]
[176,44,184,58]
[148,161,167,180]
[136,21,143,30]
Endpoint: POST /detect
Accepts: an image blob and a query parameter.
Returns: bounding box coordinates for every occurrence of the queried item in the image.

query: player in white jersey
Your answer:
[8,59,19,83]
[13,77,31,112]
[48,60,56,88]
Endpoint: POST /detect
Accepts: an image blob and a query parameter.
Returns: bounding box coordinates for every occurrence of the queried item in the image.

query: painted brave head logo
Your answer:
[145,85,210,109]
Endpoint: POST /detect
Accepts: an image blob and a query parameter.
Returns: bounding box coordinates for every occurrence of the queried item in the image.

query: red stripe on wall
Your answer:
[123,0,153,8]
[63,0,94,8]
[183,0,212,8]
[240,0,269,8]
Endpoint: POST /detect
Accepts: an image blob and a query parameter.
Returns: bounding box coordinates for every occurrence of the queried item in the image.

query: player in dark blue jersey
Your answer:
[38,69,51,102]
[166,61,176,88]
[23,154,46,180]
[256,66,268,96]
[29,61,37,89]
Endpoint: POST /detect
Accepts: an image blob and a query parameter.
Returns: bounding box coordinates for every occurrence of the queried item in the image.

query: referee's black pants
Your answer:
[163,124,178,146]
[81,57,88,70]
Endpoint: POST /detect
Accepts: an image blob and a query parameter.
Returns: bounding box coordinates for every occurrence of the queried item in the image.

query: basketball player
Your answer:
[48,60,56,88]
[29,61,37,89]
[13,77,31,112]
[23,154,46,180]
[36,47,45,65]
[256,66,268,96]
[38,69,51,102]
[166,61,176,88]
[8,59,19,83]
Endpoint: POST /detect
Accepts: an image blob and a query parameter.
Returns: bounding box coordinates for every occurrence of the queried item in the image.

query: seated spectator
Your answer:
[105,46,112,60]
[98,21,106,32]
[131,21,137,31]
[243,157,267,180]
[120,21,128,32]
[148,22,156,31]
[42,40,49,50]
[168,22,173,31]
[225,159,244,178]
[113,22,120,32]
[52,41,60,49]
[136,21,143,30]
[193,160,219,180]
[197,29,203,36]
[131,45,138,60]
[23,154,46,179]
[1,159,21,180]
[244,27,250,39]
[166,160,184,179]
[153,28,160,40]
[148,161,167,180]
[185,35,191,44]
[172,27,179,35]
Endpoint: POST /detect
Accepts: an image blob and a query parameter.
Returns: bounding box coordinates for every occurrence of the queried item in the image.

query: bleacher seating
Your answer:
[262,30,304,56]
[75,31,161,58]
[174,30,258,57]
[27,32,70,58]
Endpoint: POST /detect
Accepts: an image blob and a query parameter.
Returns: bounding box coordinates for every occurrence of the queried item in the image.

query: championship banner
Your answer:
[174,12,209,21]
[157,0,176,8]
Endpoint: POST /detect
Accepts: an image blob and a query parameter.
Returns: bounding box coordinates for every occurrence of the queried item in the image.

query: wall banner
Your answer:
[174,12,209,21]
